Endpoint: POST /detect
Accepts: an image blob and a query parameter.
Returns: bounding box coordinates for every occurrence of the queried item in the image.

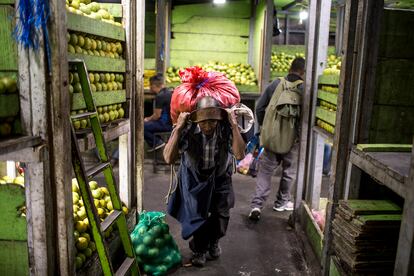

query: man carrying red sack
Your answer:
[164,93,246,267]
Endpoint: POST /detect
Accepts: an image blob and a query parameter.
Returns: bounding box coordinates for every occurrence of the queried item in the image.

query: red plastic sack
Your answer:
[170,66,240,124]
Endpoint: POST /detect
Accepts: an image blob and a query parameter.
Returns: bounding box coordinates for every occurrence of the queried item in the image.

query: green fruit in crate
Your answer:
[109,111,115,121]
[107,82,113,91]
[73,192,79,204]
[73,120,81,129]
[89,241,96,252]
[84,37,92,50]
[74,83,82,93]
[88,73,94,83]
[1,77,17,93]
[104,73,110,83]
[69,33,78,45]
[93,73,99,82]
[101,83,107,91]
[90,84,96,93]
[75,46,83,54]
[95,83,102,91]
[113,110,119,119]
[101,41,107,51]
[91,39,97,50]
[96,40,102,50]
[99,50,105,56]
[103,112,110,122]
[68,44,76,53]
[92,188,102,199]
[80,119,87,128]
[92,50,99,56]
[112,82,118,90]
[97,106,103,113]
[106,42,112,52]
[76,237,88,250]
[99,73,105,82]
[80,233,91,243]
[83,247,92,258]
[72,72,80,83]
[98,114,104,123]
[75,220,87,233]
[75,256,83,269]
[118,108,125,118]
[77,252,86,263]
[82,49,88,55]
[117,82,122,90]
[89,180,98,190]
[110,73,115,82]
[102,106,108,112]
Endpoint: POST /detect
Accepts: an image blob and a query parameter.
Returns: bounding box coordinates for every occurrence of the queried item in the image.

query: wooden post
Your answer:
[260,0,273,90]
[47,0,73,274]
[155,0,166,75]
[135,0,145,213]
[119,133,130,207]
[294,0,318,213]
[321,0,361,274]
[284,15,289,45]
[395,138,414,275]
[335,2,345,56]
[306,131,325,210]
[164,0,172,68]
[303,0,332,212]
[247,0,256,66]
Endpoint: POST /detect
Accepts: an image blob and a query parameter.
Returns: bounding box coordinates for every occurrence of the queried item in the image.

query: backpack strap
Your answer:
[268,77,286,109]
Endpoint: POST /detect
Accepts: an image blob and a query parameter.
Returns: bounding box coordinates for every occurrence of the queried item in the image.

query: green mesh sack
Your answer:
[130,211,182,276]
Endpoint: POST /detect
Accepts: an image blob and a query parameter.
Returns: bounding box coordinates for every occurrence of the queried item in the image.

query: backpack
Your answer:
[260,77,303,154]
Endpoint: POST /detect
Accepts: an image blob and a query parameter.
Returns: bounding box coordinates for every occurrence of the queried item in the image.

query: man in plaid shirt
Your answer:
[164,96,246,267]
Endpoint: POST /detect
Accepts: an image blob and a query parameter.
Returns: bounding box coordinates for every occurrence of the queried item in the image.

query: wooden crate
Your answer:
[170,1,250,67]
[318,74,340,86]
[0,184,29,276]
[369,9,414,144]
[68,54,126,73]
[317,90,338,106]
[67,12,125,42]
[316,107,336,126]
[71,90,126,110]
[0,5,17,71]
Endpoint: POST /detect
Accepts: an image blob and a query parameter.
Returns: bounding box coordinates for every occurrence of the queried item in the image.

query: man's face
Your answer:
[150,84,162,94]
[198,120,218,136]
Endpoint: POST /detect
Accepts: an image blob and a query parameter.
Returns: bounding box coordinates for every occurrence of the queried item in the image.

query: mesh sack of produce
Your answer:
[130,211,181,275]
[170,66,240,124]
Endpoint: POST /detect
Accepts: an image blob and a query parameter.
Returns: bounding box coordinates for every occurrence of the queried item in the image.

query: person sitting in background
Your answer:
[144,74,173,152]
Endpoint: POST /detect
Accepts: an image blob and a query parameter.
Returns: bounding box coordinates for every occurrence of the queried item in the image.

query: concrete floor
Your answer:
[142,160,319,276]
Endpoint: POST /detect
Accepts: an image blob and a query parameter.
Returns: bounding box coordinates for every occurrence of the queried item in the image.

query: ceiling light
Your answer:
[213,0,226,4]
[299,10,308,20]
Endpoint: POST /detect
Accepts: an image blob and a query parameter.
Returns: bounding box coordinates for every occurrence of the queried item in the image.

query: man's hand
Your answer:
[176,112,189,130]
[226,108,239,129]
[144,117,150,122]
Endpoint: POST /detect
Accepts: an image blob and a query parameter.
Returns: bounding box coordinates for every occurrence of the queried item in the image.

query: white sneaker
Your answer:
[273,201,294,212]
[249,207,261,220]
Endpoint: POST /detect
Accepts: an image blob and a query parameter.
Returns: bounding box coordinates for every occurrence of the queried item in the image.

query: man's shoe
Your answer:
[147,142,166,153]
[191,252,206,267]
[273,201,294,212]
[248,207,261,220]
[208,240,221,260]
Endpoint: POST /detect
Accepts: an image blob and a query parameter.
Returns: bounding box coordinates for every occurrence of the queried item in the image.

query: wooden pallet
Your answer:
[71,90,126,110]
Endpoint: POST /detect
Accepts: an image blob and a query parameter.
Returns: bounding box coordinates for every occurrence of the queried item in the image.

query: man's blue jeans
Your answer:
[144,120,172,147]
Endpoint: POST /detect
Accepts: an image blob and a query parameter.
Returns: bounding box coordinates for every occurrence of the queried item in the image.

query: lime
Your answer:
[151,225,162,237]
[135,244,146,256]
[83,247,93,257]
[154,238,164,248]
[142,235,153,246]
[75,221,87,233]
[148,248,159,258]
[88,241,96,251]
[75,256,83,269]
[80,233,90,243]
[76,237,88,250]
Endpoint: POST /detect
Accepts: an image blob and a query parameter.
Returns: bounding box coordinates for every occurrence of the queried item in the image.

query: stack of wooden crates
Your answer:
[332,200,402,275]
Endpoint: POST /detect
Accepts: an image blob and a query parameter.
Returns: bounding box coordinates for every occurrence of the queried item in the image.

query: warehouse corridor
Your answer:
[143,162,319,276]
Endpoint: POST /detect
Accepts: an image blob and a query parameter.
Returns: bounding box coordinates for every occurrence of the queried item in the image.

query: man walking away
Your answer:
[249,57,305,221]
